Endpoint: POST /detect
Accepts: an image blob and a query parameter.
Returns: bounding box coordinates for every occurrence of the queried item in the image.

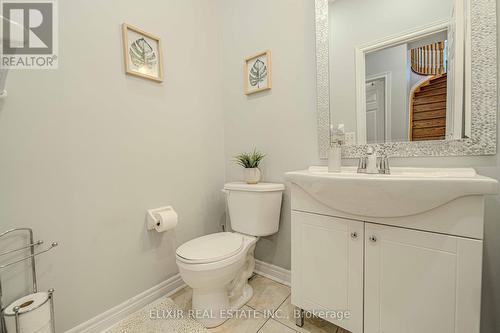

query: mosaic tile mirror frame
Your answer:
[315,0,497,158]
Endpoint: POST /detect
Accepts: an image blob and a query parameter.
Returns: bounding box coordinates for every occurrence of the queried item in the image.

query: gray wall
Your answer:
[366,44,409,142]
[0,0,225,331]
[219,0,320,269]
[0,0,498,332]
[220,0,500,332]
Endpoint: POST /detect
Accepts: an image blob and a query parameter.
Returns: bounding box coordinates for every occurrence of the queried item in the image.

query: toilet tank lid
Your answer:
[224,182,285,192]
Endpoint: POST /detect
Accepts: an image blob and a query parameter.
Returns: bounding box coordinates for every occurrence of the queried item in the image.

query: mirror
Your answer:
[329,0,468,145]
[315,0,496,158]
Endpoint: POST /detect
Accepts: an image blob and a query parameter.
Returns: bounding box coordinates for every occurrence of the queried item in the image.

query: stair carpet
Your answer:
[411,74,447,141]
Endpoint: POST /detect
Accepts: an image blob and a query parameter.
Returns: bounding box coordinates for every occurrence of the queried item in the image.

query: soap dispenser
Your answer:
[328,124,345,173]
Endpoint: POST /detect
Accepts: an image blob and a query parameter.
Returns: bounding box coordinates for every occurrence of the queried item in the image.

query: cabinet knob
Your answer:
[369,236,377,243]
[350,232,358,239]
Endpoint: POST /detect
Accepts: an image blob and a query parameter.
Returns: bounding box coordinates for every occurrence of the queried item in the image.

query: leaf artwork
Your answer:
[129,37,157,70]
[249,58,267,88]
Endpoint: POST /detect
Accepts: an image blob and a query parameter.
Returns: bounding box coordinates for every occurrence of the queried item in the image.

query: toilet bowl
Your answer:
[175,182,284,328]
[176,232,257,327]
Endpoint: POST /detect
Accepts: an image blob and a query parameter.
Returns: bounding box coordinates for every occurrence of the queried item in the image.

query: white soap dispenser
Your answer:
[328,124,345,173]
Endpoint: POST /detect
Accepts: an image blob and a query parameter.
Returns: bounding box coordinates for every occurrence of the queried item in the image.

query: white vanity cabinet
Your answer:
[287,168,497,333]
[364,223,482,333]
[292,208,483,333]
[291,211,364,333]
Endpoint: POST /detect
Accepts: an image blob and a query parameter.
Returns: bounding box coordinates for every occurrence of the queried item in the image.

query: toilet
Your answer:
[175,182,285,328]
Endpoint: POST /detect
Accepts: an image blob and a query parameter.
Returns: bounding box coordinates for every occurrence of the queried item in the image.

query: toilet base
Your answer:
[196,240,256,328]
[229,283,253,312]
[178,236,258,328]
[194,283,253,328]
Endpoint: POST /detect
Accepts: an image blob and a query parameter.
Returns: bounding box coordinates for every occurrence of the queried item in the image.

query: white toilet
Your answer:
[176,182,284,328]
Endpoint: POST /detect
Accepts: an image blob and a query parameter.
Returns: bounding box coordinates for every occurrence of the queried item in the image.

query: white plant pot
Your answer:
[244,168,261,184]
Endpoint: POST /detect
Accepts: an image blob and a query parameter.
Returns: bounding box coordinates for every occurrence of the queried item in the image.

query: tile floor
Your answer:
[171,274,350,333]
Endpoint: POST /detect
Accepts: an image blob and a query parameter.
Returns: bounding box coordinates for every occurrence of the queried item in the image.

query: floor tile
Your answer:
[274,296,345,333]
[259,319,299,333]
[246,275,291,313]
[208,306,267,333]
[170,276,350,333]
[170,286,193,311]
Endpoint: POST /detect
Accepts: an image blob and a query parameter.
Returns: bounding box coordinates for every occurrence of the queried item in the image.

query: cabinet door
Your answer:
[291,211,363,333]
[364,223,483,333]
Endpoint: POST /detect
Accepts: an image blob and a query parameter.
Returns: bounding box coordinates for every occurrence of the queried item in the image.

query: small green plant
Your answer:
[234,149,266,169]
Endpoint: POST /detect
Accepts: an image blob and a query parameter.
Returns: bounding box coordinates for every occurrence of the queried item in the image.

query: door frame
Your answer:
[366,73,392,142]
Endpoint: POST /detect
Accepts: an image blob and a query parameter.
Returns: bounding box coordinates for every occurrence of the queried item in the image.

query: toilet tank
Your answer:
[224,182,285,236]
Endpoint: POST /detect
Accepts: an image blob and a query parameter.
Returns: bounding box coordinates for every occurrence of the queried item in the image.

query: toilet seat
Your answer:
[176,232,244,264]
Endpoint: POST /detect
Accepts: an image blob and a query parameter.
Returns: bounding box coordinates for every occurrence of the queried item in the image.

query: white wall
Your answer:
[219,0,500,332]
[366,45,409,142]
[329,0,454,134]
[0,0,225,331]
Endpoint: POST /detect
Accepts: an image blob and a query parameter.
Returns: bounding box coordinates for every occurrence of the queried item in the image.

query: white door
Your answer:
[291,211,363,333]
[366,79,386,144]
[364,223,483,333]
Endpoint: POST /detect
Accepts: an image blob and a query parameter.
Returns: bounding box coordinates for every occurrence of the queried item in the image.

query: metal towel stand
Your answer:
[0,228,58,333]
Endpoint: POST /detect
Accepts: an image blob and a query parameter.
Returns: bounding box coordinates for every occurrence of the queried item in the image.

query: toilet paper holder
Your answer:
[0,228,58,333]
[146,206,176,230]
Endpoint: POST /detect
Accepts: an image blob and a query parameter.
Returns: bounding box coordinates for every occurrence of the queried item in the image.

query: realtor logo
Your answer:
[1,0,58,69]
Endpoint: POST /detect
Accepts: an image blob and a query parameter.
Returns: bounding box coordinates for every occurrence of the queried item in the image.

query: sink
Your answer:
[286,166,498,218]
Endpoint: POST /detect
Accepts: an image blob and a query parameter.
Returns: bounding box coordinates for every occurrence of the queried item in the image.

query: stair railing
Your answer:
[410,41,447,76]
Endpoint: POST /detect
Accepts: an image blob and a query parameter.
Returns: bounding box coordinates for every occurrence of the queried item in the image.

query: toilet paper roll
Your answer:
[32,321,52,333]
[4,292,52,333]
[153,209,178,232]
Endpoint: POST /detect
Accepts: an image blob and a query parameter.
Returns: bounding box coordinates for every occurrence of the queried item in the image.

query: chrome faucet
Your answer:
[357,147,390,174]
[378,155,391,174]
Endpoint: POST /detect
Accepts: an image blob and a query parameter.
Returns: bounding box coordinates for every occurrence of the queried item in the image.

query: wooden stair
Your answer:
[410,74,447,141]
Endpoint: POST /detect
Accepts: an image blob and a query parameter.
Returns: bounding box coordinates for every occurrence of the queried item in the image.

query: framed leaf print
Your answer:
[122,23,164,82]
[244,50,272,95]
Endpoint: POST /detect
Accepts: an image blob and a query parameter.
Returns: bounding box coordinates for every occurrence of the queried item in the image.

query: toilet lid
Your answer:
[176,232,244,264]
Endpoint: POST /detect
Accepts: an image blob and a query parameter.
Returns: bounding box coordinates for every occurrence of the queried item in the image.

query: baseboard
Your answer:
[254,260,291,286]
[66,262,289,333]
[65,274,185,333]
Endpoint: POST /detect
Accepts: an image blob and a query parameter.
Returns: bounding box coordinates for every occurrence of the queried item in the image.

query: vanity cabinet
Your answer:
[286,167,498,333]
[287,174,492,333]
[364,223,482,333]
[292,210,483,333]
[291,211,364,333]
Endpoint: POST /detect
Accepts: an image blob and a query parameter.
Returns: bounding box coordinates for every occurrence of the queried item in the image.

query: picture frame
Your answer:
[122,23,164,82]
[244,50,272,95]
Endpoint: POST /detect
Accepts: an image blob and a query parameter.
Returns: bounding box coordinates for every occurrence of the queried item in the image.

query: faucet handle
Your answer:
[379,156,391,174]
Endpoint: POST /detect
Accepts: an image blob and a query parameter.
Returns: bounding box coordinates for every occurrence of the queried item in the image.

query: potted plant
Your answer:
[234,149,266,184]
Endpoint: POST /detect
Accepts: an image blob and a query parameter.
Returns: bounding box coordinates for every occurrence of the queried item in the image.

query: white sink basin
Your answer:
[286,166,498,218]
